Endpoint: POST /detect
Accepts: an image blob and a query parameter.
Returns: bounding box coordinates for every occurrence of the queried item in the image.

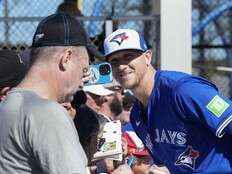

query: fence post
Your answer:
[160,0,192,73]
[105,19,113,37]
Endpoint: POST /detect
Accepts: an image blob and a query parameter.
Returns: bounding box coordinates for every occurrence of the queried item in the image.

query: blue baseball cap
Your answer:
[104,29,148,58]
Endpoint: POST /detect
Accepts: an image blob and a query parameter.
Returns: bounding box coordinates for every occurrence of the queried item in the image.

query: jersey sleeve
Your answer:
[175,76,232,138]
[26,102,88,174]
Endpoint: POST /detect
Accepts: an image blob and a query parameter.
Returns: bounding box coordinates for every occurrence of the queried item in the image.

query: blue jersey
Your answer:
[131,70,232,174]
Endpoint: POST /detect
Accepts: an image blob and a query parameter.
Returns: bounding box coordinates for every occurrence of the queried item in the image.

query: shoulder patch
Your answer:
[206,95,229,118]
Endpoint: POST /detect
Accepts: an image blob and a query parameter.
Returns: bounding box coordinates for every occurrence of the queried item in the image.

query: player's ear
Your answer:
[59,48,72,71]
[144,50,152,66]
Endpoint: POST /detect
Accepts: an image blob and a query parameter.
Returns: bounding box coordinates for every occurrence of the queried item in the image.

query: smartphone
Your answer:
[84,62,113,86]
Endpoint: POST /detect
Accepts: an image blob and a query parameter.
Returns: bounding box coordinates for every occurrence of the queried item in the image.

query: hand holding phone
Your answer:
[84,62,113,86]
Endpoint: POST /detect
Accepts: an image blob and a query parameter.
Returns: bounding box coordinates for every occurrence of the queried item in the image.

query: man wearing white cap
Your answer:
[104,29,232,174]
[83,84,123,121]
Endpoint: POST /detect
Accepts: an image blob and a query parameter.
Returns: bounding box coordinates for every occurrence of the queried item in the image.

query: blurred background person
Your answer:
[57,0,83,17]
[120,91,135,124]
[83,84,123,121]
[73,104,108,172]
[103,79,124,120]
[0,50,27,101]
[82,84,123,173]
[72,97,133,174]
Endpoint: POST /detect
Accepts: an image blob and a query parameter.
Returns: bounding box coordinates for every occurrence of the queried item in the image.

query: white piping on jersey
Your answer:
[216,114,232,138]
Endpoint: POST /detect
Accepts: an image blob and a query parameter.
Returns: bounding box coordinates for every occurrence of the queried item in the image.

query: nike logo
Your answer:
[136,121,141,126]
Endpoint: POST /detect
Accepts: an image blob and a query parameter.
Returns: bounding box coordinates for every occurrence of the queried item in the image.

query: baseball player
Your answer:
[103,29,232,173]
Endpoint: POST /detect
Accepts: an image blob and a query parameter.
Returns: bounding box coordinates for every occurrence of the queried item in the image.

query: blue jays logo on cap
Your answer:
[110,32,128,45]
[175,146,199,170]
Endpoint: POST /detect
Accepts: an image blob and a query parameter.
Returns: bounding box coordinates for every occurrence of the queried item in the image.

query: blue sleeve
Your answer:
[175,76,232,138]
[224,122,232,135]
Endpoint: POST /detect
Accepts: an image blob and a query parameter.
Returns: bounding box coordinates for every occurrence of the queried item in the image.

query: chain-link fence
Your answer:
[192,0,232,98]
[4,0,231,97]
[0,0,159,66]
[0,0,63,49]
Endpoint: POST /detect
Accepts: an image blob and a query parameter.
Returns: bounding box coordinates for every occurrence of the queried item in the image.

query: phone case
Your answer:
[85,62,113,86]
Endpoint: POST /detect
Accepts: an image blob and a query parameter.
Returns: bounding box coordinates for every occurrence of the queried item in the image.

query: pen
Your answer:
[98,137,106,151]
[127,155,137,167]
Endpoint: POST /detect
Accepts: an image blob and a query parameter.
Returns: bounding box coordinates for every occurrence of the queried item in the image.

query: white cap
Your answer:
[103,78,121,90]
[104,29,147,57]
[83,84,114,96]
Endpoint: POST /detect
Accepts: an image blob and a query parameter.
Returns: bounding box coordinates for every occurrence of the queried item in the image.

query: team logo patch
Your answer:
[110,32,128,45]
[206,95,229,117]
[175,146,199,170]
